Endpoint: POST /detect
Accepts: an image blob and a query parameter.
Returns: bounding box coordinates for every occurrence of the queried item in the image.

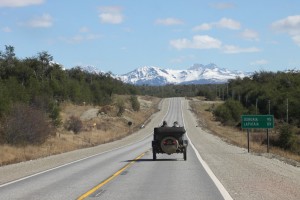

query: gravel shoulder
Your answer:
[182,99,300,200]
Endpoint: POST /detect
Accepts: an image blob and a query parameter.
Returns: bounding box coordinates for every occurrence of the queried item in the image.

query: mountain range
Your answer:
[117,63,251,85]
[80,63,251,86]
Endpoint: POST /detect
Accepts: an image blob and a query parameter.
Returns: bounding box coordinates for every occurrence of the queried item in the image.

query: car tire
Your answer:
[183,147,187,161]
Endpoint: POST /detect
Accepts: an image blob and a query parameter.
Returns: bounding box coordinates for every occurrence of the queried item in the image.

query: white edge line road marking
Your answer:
[180,98,233,200]
[0,133,153,188]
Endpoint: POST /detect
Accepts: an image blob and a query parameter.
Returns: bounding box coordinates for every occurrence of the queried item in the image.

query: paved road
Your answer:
[0,98,229,200]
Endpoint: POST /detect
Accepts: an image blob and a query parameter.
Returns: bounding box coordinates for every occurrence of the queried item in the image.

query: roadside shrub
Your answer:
[130,95,140,111]
[2,103,55,145]
[66,115,83,134]
[116,98,125,117]
[31,96,61,127]
[48,102,61,127]
[98,105,113,115]
[213,99,245,126]
[277,124,298,151]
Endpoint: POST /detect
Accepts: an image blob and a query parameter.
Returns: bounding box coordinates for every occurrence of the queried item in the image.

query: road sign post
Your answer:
[241,115,274,153]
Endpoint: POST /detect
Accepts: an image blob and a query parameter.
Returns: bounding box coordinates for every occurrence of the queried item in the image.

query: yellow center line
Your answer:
[77,151,148,200]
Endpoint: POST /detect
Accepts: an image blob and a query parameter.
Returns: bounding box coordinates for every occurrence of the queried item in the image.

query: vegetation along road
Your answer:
[0,98,299,199]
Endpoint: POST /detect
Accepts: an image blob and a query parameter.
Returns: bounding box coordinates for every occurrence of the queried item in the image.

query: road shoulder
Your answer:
[182,99,300,200]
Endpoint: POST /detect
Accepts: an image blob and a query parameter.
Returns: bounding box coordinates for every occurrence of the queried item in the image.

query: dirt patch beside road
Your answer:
[0,95,160,166]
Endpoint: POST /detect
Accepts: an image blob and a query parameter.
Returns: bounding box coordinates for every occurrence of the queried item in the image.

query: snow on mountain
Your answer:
[79,65,104,75]
[117,63,251,85]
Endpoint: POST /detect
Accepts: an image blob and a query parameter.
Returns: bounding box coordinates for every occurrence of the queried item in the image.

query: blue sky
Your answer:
[1,0,300,74]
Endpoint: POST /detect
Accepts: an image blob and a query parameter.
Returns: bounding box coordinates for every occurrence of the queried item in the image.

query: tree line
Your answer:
[0,45,138,145]
[213,71,300,153]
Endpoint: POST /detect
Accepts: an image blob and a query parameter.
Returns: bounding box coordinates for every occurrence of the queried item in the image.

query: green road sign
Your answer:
[241,115,274,129]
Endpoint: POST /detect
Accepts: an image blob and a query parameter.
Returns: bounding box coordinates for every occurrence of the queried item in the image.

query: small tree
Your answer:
[48,101,61,127]
[3,103,55,145]
[278,124,297,151]
[130,95,140,111]
[116,98,125,117]
[66,116,83,134]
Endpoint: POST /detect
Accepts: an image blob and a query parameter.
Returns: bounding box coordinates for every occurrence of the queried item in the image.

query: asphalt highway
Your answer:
[0,98,230,200]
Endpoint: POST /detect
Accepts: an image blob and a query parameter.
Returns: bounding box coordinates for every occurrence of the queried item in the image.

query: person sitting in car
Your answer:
[173,121,179,127]
[161,121,168,127]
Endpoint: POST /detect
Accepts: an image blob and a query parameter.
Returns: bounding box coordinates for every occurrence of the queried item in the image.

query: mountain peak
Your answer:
[118,64,251,86]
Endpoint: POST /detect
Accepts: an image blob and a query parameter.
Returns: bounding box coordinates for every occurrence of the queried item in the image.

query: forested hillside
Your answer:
[0,45,138,145]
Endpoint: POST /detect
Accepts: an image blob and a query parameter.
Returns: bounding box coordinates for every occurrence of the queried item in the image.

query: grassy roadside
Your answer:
[0,95,161,166]
[189,97,300,166]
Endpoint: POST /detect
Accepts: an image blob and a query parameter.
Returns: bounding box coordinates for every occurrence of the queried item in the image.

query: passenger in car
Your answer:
[161,121,168,127]
[173,121,179,127]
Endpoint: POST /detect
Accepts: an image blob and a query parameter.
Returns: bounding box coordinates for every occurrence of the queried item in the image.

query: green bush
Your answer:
[213,100,245,126]
[278,124,298,151]
[130,95,140,111]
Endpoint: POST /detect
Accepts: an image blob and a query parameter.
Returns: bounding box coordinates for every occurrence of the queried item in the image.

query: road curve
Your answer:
[0,98,229,200]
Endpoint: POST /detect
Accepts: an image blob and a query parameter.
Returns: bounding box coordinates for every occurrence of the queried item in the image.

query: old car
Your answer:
[152,125,188,160]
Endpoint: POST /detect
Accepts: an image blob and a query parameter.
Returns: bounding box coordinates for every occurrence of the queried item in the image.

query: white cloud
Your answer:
[98,6,123,24]
[60,28,102,44]
[292,35,300,46]
[155,18,184,26]
[223,45,261,54]
[170,34,260,54]
[2,26,12,32]
[211,2,235,10]
[193,18,241,31]
[26,14,53,28]
[241,29,259,41]
[79,27,89,33]
[60,34,102,44]
[193,23,212,31]
[217,18,241,30]
[271,15,300,46]
[250,59,268,65]
[0,0,44,7]
[170,35,222,50]
[271,15,300,35]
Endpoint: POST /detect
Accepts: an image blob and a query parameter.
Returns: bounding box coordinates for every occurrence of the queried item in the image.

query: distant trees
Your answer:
[138,84,219,99]
[225,71,300,126]
[212,70,300,153]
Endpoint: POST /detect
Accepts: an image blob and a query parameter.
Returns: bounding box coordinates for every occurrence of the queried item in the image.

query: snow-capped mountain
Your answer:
[117,63,251,85]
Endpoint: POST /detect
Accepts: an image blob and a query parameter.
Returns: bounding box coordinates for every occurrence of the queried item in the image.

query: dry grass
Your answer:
[189,98,300,164]
[0,95,160,166]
